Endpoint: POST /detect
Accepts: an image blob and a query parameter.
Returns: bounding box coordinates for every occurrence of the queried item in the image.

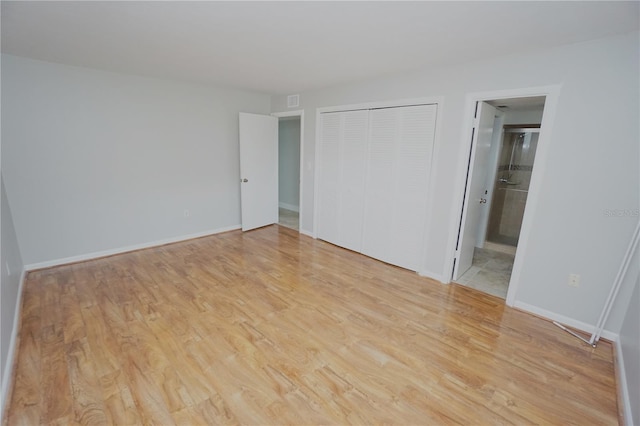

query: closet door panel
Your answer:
[388,105,437,270]
[363,105,437,271]
[317,112,341,244]
[337,110,369,252]
[361,109,396,263]
[318,110,369,252]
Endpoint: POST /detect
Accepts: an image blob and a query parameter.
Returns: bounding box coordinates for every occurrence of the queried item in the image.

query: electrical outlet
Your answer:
[183,209,190,218]
[568,273,580,288]
[5,262,10,277]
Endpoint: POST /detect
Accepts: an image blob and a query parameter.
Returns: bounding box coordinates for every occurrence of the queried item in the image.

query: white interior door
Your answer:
[476,112,505,246]
[239,112,278,231]
[453,102,497,279]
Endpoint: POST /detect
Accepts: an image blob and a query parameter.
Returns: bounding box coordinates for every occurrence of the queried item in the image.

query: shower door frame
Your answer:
[447,85,561,307]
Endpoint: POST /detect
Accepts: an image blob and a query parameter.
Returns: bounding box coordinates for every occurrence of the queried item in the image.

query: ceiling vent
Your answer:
[287,94,300,108]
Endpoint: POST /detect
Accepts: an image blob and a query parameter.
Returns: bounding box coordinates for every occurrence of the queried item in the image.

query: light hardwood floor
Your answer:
[4,225,619,424]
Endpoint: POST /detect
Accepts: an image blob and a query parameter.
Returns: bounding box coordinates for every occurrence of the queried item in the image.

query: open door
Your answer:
[453,102,497,279]
[239,112,278,231]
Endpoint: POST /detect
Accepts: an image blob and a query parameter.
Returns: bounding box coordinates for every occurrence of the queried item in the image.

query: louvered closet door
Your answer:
[317,110,369,252]
[318,112,341,245]
[362,104,437,271]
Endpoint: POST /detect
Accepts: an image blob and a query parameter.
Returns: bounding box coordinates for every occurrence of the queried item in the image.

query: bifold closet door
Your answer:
[317,110,369,252]
[362,104,437,271]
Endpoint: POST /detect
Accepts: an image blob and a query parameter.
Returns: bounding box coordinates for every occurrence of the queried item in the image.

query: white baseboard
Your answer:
[513,301,618,342]
[1,268,26,418]
[615,338,633,426]
[299,229,314,238]
[418,269,448,284]
[278,202,300,213]
[24,225,241,271]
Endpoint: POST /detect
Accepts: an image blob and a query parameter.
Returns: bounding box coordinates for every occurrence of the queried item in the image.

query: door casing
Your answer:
[446,85,561,307]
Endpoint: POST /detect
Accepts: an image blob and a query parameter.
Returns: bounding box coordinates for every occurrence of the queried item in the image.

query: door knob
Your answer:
[242,178,248,183]
[479,198,487,204]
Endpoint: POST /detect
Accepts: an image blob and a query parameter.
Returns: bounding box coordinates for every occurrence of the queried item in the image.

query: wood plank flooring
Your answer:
[4,225,619,424]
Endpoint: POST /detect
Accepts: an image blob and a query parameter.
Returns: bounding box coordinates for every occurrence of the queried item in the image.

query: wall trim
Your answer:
[299,229,314,239]
[614,338,633,425]
[418,269,448,284]
[278,202,299,213]
[24,225,241,271]
[1,268,27,419]
[513,300,618,341]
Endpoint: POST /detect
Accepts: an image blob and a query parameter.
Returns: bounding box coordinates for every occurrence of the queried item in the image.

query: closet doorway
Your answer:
[452,95,549,300]
[314,98,440,273]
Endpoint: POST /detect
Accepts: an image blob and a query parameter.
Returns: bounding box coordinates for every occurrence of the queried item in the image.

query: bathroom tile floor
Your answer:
[455,247,515,299]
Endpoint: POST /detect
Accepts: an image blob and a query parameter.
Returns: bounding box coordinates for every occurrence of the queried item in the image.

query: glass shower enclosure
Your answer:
[486,127,539,247]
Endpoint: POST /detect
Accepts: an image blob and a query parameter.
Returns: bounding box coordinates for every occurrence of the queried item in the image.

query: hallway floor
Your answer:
[278,207,299,230]
[456,247,515,299]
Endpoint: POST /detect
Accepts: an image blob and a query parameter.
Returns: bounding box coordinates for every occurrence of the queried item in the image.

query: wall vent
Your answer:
[287,94,300,108]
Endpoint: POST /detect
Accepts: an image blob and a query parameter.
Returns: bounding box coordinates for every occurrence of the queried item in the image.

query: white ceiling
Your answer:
[2,1,638,95]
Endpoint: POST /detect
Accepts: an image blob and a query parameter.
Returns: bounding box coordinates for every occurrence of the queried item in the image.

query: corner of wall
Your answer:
[614,337,634,426]
[0,267,26,422]
[1,176,26,421]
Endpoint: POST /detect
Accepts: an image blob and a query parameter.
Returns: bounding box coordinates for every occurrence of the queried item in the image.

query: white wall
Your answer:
[1,176,24,411]
[1,54,271,266]
[619,271,639,425]
[271,32,639,334]
[278,118,301,210]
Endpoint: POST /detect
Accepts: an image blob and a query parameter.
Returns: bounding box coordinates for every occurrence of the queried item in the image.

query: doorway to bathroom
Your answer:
[453,95,546,299]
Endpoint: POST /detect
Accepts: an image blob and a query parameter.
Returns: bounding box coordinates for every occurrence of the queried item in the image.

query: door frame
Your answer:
[272,110,305,234]
[446,85,561,306]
